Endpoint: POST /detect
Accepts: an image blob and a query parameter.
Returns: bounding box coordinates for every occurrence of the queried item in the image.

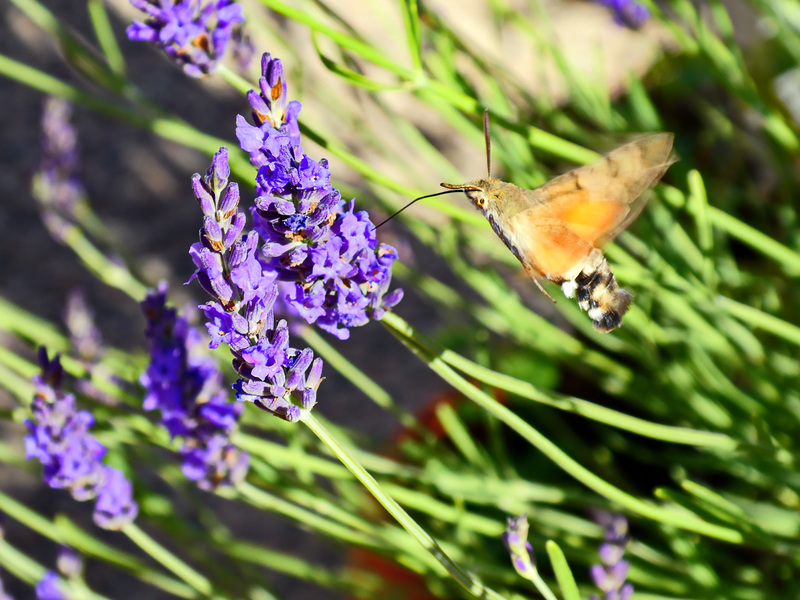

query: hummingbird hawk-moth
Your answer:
[379,113,677,332]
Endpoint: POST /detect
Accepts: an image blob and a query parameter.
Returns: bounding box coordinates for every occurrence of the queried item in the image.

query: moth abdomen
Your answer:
[562,258,632,333]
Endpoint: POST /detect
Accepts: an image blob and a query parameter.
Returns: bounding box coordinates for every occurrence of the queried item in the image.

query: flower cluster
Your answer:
[127,0,245,77]
[236,53,403,340]
[25,348,138,530]
[35,546,83,600]
[140,283,249,489]
[35,572,62,600]
[190,148,324,422]
[593,0,649,29]
[589,512,634,600]
[32,98,86,243]
[502,514,537,580]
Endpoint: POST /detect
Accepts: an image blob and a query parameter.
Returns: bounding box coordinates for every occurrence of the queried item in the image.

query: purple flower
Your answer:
[94,467,139,529]
[502,514,537,580]
[244,53,302,147]
[32,98,86,243]
[589,512,634,600]
[140,283,249,489]
[64,291,103,362]
[25,348,138,530]
[237,53,403,340]
[189,149,324,422]
[593,0,649,29]
[127,0,245,77]
[55,546,83,579]
[35,571,63,600]
[231,24,254,72]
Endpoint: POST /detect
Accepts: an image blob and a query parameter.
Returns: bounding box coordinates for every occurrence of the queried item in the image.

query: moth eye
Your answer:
[477,197,486,207]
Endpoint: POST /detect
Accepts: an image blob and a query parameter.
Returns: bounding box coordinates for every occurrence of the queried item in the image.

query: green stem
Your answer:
[710,207,800,276]
[123,523,213,596]
[381,314,743,543]
[399,0,423,72]
[216,63,252,94]
[0,347,36,400]
[0,540,110,600]
[87,0,126,75]
[716,296,800,346]
[0,538,46,584]
[302,413,509,600]
[299,326,420,430]
[256,0,414,78]
[219,537,374,595]
[61,225,149,300]
[0,54,253,181]
[234,482,383,549]
[527,568,559,600]
[545,540,581,600]
[381,313,737,450]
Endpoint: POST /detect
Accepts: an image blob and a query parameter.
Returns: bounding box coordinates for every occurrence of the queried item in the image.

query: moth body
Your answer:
[566,252,633,333]
[442,133,676,332]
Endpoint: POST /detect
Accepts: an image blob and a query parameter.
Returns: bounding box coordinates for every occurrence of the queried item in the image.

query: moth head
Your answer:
[441,179,502,214]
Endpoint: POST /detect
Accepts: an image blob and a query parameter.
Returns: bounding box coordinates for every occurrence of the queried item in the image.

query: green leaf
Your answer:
[546,540,581,600]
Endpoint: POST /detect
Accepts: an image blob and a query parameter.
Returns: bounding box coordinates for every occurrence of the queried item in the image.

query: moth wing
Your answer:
[508,216,596,280]
[530,133,676,244]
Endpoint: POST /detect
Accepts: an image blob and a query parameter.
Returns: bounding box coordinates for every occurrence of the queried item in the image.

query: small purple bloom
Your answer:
[32,98,86,243]
[93,467,139,529]
[35,571,63,600]
[25,348,138,530]
[593,0,649,29]
[589,512,634,600]
[231,24,254,72]
[502,514,537,580]
[189,149,324,422]
[140,283,249,489]
[127,0,245,77]
[245,53,302,146]
[56,546,83,579]
[238,54,403,340]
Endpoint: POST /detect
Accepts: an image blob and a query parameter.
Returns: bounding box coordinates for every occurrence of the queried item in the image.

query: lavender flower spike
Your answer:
[237,53,403,340]
[502,514,537,580]
[35,572,64,600]
[32,98,86,243]
[190,148,324,422]
[593,0,649,29]
[589,512,634,600]
[56,546,83,579]
[127,0,245,77]
[25,348,138,529]
[140,283,249,489]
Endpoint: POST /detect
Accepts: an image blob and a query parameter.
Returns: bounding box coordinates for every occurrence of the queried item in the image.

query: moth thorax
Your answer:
[561,257,633,333]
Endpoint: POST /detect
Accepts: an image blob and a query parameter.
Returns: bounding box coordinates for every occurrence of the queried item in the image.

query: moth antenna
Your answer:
[372,189,465,230]
[483,108,492,179]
